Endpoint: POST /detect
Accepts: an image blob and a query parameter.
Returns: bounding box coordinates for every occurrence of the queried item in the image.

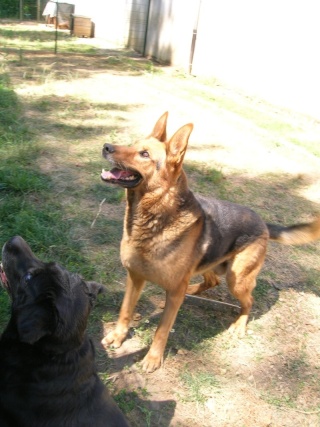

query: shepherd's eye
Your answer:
[23,272,33,284]
[140,150,150,158]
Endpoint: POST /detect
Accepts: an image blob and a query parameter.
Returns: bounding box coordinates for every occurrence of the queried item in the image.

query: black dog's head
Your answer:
[0,236,103,351]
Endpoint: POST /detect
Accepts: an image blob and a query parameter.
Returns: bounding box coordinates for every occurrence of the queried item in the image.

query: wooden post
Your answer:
[37,0,41,21]
[54,2,59,54]
[19,0,23,20]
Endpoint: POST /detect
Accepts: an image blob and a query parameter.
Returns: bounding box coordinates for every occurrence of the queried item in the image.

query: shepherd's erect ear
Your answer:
[149,112,168,142]
[167,123,193,167]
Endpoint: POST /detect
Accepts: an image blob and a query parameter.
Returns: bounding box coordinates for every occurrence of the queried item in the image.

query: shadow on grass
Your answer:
[0,24,145,58]
[5,47,155,80]
[21,95,143,142]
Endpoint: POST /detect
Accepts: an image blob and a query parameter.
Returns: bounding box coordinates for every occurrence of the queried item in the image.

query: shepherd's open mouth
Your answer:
[101,168,142,188]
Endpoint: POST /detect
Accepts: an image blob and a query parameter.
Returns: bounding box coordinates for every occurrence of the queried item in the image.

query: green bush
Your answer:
[0,0,39,19]
[0,0,19,18]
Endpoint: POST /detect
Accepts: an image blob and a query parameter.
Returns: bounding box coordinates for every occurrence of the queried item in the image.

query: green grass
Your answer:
[0,65,127,329]
[0,289,10,331]
[0,27,99,53]
[112,388,154,427]
[112,387,175,427]
[176,75,320,159]
[180,369,219,404]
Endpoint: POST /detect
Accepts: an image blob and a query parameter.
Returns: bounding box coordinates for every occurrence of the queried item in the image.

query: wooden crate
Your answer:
[71,15,93,38]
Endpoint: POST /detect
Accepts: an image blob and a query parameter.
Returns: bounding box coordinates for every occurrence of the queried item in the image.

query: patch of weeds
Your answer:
[90,183,125,205]
[32,98,53,112]
[263,270,278,281]
[137,405,152,427]
[185,162,227,198]
[113,388,145,412]
[112,387,157,427]
[0,27,101,54]
[140,284,164,301]
[113,389,138,413]
[0,84,21,127]
[226,172,317,223]
[262,392,296,409]
[87,249,124,284]
[94,289,126,317]
[253,279,271,302]
[0,168,49,194]
[87,293,117,335]
[286,356,309,377]
[133,320,156,347]
[303,268,320,295]
[131,297,221,351]
[90,223,123,245]
[180,369,219,404]
[186,162,224,184]
[289,137,320,158]
[144,60,163,76]
[108,56,158,76]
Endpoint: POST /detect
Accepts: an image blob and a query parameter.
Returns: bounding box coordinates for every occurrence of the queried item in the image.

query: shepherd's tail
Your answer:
[267,218,320,245]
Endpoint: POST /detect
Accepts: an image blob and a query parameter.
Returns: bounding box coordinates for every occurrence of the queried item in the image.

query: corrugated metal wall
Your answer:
[88,0,196,67]
[144,0,197,67]
[126,0,150,53]
[85,0,150,52]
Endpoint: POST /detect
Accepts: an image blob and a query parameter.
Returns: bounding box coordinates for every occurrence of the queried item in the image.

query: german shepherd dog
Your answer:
[101,112,320,373]
[0,236,129,427]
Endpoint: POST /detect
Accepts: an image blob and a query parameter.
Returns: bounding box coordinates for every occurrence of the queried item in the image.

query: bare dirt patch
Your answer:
[2,22,320,427]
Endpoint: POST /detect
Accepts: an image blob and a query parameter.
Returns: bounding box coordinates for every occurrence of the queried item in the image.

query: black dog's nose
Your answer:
[103,143,115,154]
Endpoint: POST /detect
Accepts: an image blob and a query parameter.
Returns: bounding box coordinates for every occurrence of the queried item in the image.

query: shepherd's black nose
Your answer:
[103,143,115,154]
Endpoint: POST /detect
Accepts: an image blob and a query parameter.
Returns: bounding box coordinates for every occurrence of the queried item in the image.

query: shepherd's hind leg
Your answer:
[186,270,220,295]
[226,238,267,337]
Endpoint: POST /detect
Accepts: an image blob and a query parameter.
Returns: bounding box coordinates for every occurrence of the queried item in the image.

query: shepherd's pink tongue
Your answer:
[101,169,118,180]
[101,168,132,180]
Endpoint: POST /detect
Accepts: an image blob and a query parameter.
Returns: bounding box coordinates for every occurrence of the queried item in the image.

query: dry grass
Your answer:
[1,22,320,427]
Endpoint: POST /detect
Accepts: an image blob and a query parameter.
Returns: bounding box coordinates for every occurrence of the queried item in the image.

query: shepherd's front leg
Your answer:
[142,282,188,373]
[102,270,145,348]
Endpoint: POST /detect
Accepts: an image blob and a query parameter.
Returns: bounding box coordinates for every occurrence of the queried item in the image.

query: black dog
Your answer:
[0,236,129,427]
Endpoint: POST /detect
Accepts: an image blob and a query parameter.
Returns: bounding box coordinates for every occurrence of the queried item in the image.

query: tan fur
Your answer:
[101,112,320,372]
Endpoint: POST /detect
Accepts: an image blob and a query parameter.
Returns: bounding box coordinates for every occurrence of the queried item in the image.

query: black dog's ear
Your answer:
[17,307,51,344]
[86,281,105,305]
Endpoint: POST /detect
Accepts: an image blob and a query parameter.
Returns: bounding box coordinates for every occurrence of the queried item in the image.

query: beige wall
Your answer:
[74,0,126,44]
[191,0,320,117]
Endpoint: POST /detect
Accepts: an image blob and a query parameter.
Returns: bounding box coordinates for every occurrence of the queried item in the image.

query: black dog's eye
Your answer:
[140,150,150,158]
[23,272,33,284]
